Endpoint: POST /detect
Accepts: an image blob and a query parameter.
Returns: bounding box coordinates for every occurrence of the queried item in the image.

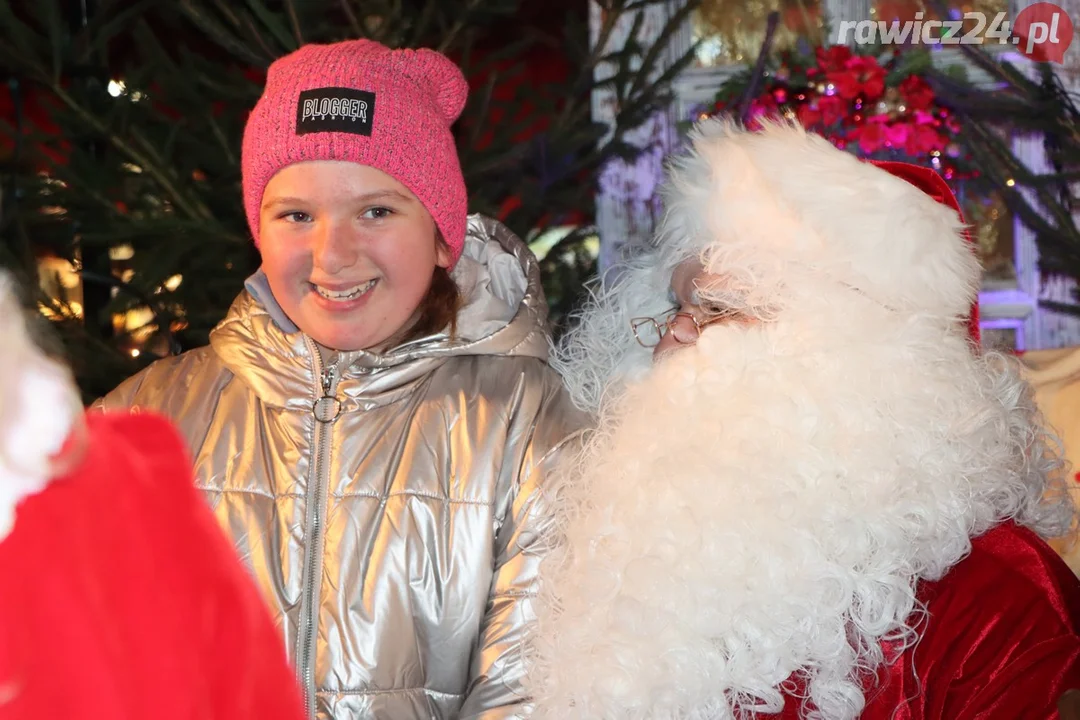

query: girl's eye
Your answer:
[281,211,312,223]
[362,206,393,220]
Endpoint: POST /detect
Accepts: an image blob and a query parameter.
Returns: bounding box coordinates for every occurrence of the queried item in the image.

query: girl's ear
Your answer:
[434,230,453,269]
[435,244,452,269]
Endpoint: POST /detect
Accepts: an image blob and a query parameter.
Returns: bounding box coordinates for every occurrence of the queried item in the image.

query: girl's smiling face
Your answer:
[258,161,450,352]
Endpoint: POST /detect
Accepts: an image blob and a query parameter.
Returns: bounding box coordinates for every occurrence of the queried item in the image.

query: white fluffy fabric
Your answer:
[0,273,79,542]
[552,118,978,416]
[526,119,1076,719]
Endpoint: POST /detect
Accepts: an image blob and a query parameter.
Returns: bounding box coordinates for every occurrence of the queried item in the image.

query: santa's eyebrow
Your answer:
[688,279,706,305]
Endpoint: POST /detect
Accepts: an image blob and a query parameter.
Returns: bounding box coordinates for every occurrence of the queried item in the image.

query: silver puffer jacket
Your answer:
[94,216,588,720]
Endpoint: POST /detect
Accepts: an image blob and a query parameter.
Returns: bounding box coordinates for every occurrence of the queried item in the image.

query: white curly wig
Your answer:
[529,118,1077,720]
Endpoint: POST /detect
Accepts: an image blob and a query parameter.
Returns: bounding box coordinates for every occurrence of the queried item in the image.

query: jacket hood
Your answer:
[209,214,552,409]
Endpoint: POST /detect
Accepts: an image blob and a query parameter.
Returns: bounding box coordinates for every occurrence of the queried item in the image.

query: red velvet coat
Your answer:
[0,412,304,720]
[771,522,1080,719]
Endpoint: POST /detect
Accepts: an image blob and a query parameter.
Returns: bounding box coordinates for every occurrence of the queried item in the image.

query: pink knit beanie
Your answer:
[241,40,469,266]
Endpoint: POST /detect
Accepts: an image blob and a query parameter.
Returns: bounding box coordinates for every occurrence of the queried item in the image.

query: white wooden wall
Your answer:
[589,0,1080,350]
[589,2,684,272]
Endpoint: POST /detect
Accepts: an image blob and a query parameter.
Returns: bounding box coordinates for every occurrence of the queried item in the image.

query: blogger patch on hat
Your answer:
[296,87,376,136]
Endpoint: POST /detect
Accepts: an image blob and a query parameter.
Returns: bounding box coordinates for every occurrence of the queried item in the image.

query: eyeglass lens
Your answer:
[667,313,700,344]
[632,319,663,347]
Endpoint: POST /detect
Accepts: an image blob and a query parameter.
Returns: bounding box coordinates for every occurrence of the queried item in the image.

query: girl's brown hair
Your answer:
[399,231,461,343]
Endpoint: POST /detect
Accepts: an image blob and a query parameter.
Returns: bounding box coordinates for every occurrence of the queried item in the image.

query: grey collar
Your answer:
[244,269,299,334]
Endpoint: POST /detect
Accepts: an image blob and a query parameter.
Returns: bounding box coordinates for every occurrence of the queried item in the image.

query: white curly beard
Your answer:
[525,299,1070,720]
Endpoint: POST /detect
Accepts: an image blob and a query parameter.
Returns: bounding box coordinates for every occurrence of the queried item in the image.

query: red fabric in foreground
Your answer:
[0,412,303,720]
[767,522,1080,719]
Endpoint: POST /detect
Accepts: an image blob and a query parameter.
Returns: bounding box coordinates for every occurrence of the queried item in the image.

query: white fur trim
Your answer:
[0,273,77,543]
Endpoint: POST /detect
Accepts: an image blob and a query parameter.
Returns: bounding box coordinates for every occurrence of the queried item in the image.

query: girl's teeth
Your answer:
[315,279,376,301]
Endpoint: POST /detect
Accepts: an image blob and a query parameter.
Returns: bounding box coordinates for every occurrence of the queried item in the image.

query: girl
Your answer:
[95,40,587,720]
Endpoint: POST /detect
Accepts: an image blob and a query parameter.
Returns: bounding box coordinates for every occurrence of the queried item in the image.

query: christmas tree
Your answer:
[0,0,698,401]
[926,43,1080,313]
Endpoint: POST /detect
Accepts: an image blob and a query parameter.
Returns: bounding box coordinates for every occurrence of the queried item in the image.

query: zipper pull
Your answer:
[321,365,336,398]
[313,365,341,423]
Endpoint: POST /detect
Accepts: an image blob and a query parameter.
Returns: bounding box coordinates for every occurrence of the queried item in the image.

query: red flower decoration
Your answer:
[907,124,947,155]
[913,109,938,126]
[886,122,911,148]
[796,102,821,127]
[899,75,936,111]
[818,95,849,126]
[828,56,886,101]
[703,46,969,182]
[816,45,853,73]
[849,121,888,153]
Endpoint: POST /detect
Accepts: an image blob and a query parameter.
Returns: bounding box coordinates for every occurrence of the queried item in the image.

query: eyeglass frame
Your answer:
[629,307,729,348]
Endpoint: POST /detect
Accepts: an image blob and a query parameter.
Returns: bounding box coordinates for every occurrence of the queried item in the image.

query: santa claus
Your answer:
[523,119,1080,719]
[0,271,304,720]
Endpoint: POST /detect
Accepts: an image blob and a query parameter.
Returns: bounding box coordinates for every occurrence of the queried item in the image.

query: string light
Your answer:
[110,244,135,261]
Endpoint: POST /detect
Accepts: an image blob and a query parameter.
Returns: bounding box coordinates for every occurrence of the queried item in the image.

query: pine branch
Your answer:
[337,0,363,37]
[737,12,780,124]
[283,0,304,45]
[178,0,271,67]
[436,0,487,53]
[929,43,1080,303]
[627,1,697,99]
[43,83,215,223]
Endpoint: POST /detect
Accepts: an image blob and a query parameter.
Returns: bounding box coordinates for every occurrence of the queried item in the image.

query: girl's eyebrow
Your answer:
[352,190,414,204]
[261,197,307,212]
[261,189,414,212]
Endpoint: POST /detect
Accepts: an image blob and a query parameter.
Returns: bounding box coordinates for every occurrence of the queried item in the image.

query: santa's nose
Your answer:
[653,329,692,360]
[652,313,699,360]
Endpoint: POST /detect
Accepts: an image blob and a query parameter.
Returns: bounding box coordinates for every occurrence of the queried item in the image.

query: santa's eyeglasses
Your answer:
[630,308,727,348]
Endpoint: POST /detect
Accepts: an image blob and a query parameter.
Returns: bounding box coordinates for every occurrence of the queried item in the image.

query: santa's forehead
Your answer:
[672,257,727,301]
[628,250,709,305]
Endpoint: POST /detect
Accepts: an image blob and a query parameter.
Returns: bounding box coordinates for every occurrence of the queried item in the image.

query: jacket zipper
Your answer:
[297,337,341,719]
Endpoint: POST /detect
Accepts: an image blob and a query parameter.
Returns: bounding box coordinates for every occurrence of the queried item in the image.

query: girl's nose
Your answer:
[313,223,359,275]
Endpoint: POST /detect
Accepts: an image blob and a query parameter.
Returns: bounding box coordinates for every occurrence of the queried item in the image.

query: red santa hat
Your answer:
[0,412,306,720]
